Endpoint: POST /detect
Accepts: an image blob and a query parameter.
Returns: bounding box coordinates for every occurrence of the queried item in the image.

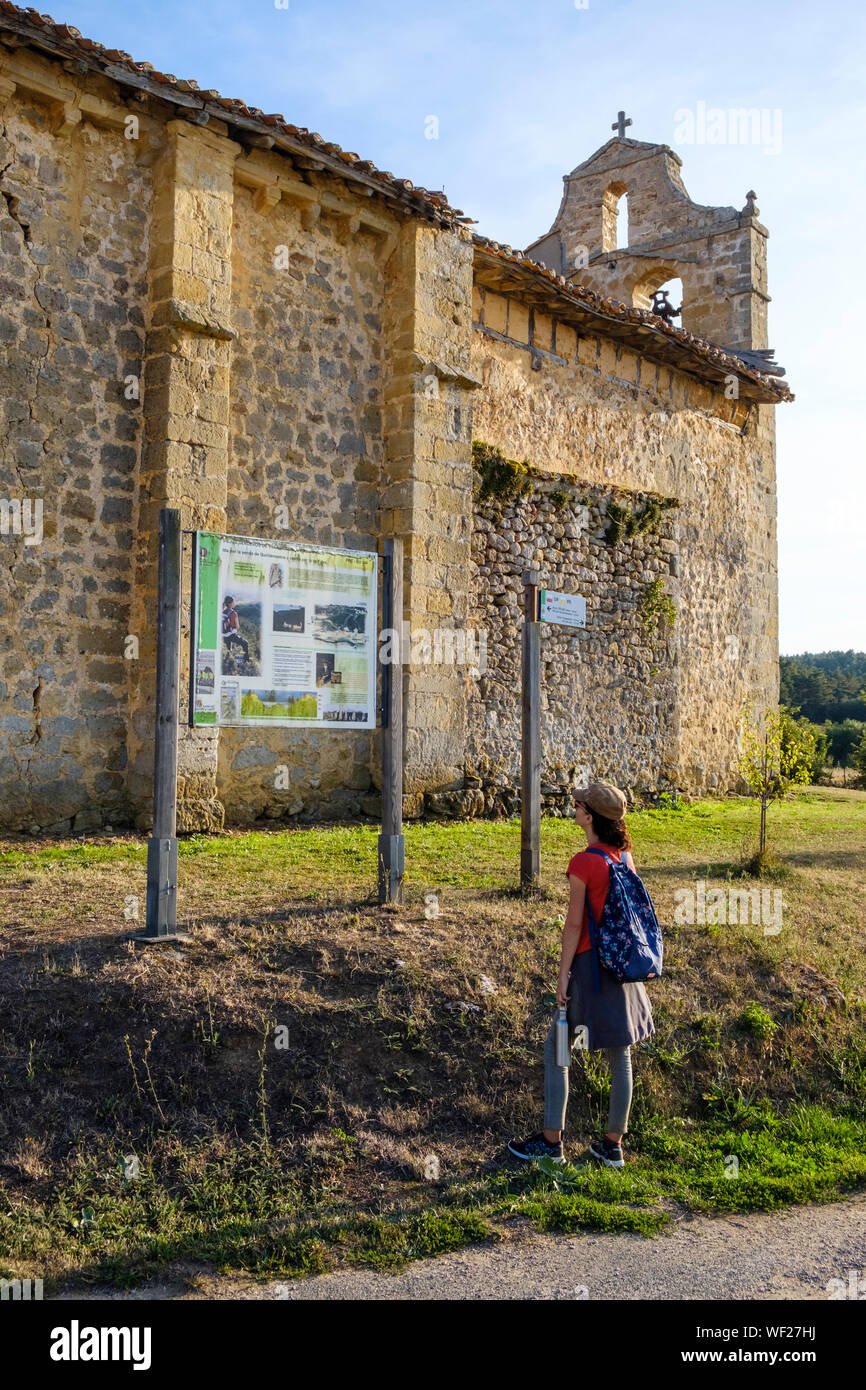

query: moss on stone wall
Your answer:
[472,440,535,504]
[604,496,677,546]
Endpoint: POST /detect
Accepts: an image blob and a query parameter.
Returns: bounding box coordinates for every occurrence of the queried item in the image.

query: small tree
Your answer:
[738,705,816,859]
[853,728,866,787]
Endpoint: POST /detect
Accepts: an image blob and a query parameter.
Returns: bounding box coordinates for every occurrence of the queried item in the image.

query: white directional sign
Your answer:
[540,589,586,628]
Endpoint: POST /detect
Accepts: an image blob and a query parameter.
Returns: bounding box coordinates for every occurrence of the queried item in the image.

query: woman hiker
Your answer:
[509,781,655,1169]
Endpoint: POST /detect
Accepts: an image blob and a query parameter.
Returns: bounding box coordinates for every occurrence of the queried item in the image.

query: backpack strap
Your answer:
[582,852,609,996]
[585,845,615,865]
[587,844,635,872]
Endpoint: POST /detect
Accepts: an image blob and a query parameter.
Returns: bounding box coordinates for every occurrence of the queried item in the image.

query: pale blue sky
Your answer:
[53,0,865,654]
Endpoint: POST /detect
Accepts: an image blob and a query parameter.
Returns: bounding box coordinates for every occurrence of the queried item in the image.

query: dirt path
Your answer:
[54,1193,866,1301]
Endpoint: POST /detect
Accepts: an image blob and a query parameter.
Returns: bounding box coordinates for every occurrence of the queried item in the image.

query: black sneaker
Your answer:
[508,1132,565,1164]
[588,1135,624,1169]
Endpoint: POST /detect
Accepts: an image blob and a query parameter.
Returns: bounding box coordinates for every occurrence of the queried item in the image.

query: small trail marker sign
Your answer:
[540,589,586,628]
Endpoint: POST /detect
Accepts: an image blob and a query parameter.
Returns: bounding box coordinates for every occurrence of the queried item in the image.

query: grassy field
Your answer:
[1,788,864,1289]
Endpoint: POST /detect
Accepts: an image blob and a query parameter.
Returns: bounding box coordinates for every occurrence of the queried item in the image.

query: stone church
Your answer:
[0,4,791,833]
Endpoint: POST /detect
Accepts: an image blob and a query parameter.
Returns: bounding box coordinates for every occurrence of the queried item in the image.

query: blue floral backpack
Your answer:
[583,847,663,993]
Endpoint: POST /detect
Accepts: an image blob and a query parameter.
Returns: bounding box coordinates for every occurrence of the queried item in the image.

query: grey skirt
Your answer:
[567,949,655,1051]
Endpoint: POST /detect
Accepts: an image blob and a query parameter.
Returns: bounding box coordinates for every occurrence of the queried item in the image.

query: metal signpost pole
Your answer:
[521,568,542,891]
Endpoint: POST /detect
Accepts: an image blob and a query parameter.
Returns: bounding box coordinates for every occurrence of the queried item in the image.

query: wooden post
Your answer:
[138,508,183,939]
[379,537,405,903]
[521,569,541,891]
[187,531,199,730]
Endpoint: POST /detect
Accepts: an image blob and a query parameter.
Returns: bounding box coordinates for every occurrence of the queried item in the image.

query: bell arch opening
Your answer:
[630,266,684,324]
[601,181,629,252]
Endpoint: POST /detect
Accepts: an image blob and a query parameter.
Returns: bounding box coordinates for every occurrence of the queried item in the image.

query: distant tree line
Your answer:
[780,650,866,784]
[780,650,866,722]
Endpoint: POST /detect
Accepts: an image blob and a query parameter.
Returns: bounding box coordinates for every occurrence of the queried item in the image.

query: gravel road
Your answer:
[54,1193,866,1301]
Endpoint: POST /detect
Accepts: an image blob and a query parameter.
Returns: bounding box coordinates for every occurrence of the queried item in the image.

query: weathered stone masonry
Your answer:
[465,473,680,820]
[0,6,791,832]
[469,280,781,797]
[0,52,151,832]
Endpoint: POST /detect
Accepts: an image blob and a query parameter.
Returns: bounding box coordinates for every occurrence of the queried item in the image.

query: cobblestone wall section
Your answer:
[464,477,680,817]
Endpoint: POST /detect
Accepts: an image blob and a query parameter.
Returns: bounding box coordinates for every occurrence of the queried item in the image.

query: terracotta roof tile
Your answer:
[473,235,793,403]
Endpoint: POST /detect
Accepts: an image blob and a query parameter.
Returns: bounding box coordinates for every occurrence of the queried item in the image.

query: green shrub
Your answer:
[740,1003,778,1041]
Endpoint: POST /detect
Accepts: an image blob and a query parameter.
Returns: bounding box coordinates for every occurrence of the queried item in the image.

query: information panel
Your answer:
[191,533,378,729]
[540,589,586,628]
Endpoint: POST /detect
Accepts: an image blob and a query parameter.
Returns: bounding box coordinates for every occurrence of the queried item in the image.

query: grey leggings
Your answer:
[543,1019,633,1135]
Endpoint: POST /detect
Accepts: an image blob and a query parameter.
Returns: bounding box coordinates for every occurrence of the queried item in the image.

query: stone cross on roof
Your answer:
[611,110,633,139]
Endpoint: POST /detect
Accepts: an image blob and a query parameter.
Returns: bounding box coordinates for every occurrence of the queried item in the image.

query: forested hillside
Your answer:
[780,651,866,723]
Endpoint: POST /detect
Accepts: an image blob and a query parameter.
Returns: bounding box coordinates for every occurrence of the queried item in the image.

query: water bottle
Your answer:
[555,1005,570,1068]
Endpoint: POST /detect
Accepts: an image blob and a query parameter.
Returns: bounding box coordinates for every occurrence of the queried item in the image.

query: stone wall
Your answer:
[381,220,477,798]
[0,92,150,832]
[128,119,240,835]
[467,470,680,815]
[470,297,779,796]
[216,185,387,823]
[0,55,482,834]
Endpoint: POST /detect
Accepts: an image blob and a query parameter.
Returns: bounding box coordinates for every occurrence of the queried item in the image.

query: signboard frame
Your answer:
[189,531,379,732]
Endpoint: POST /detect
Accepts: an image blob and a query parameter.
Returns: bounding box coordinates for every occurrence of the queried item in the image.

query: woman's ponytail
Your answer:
[589,809,631,851]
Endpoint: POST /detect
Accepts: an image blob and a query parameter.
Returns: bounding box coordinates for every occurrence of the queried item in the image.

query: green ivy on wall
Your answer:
[604,496,676,545]
[472,443,676,551]
[639,577,677,637]
[472,442,590,514]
